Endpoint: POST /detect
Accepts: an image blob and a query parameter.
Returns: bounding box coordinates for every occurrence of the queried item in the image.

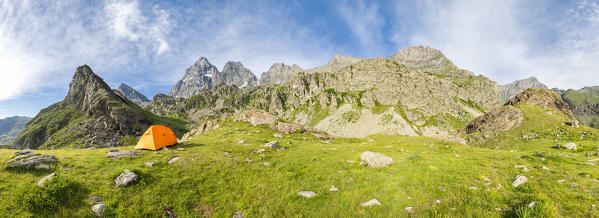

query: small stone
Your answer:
[359,161,366,166]
[263,141,280,148]
[144,162,155,167]
[91,203,106,217]
[245,158,254,162]
[570,183,577,187]
[562,142,577,150]
[495,208,503,211]
[360,199,381,207]
[330,185,338,192]
[87,195,103,204]
[440,185,446,191]
[528,201,536,208]
[512,175,528,187]
[514,165,527,168]
[469,186,478,190]
[405,207,414,214]
[107,150,142,159]
[454,153,461,158]
[273,134,283,138]
[37,173,56,187]
[262,162,271,166]
[542,165,549,170]
[177,148,184,151]
[109,149,119,152]
[238,140,244,144]
[495,184,502,190]
[557,179,566,183]
[168,157,180,164]
[523,168,530,172]
[232,211,244,218]
[347,160,355,163]
[115,169,137,187]
[298,191,317,198]
[435,200,441,204]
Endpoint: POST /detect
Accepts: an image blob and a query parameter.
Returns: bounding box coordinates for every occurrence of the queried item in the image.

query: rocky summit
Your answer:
[259,63,304,85]
[499,76,548,101]
[169,57,258,98]
[117,83,151,106]
[14,65,153,149]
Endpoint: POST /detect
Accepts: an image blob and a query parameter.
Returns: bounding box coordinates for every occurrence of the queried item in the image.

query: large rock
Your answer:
[263,141,280,148]
[114,169,138,187]
[5,151,57,169]
[107,150,142,159]
[298,191,317,198]
[464,105,523,134]
[360,151,394,168]
[234,109,279,126]
[270,122,322,134]
[562,142,577,150]
[182,119,221,140]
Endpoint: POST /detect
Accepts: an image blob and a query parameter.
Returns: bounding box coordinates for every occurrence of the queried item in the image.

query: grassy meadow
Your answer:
[1,114,599,217]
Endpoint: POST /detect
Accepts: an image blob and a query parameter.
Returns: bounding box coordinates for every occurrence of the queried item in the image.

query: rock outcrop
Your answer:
[259,63,303,85]
[14,65,153,149]
[233,109,279,126]
[115,169,137,187]
[505,88,574,118]
[464,105,523,134]
[306,53,362,73]
[5,151,57,169]
[499,77,548,100]
[390,46,458,75]
[117,83,150,106]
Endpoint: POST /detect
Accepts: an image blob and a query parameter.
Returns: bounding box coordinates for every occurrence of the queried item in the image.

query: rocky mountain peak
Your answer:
[65,65,115,112]
[217,61,258,89]
[117,83,150,106]
[499,76,548,100]
[259,62,304,85]
[390,46,458,74]
[169,57,218,98]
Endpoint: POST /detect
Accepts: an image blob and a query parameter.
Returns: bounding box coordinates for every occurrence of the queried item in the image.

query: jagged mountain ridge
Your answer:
[0,116,31,144]
[14,65,153,149]
[169,57,258,98]
[148,47,503,142]
[259,63,304,85]
[117,83,150,106]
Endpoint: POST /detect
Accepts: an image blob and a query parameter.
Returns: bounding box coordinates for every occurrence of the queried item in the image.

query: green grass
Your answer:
[2,118,598,217]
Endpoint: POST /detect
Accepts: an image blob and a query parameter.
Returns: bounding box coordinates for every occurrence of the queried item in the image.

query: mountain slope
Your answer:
[169,57,217,98]
[117,83,150,106]
[306,53,362,73]
[561,86,599,128]
[0,116,31,144]
[14,65,156,149]
[499,77,548,100]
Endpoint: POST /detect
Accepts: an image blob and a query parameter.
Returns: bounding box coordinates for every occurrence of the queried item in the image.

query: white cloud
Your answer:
[104,0,173,55]
[405,0,599,89]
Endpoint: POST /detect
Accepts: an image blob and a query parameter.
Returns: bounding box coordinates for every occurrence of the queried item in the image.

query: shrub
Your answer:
[19,174,86,215]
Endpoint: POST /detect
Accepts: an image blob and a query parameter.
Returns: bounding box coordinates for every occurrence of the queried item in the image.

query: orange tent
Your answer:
[135,125,178,150]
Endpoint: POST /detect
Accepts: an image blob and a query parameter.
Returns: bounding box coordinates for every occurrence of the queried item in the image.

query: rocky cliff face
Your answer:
[505,88,574,119]
[0,116,31,144]
[15,65,153,149]
[259,63,303,85]
[499,77,548,100]
[170,57,258,98]
[216,61,258,89]
[117,83,150,106]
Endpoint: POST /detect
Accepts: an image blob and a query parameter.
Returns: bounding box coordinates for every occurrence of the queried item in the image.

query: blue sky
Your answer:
[1,0,599,118]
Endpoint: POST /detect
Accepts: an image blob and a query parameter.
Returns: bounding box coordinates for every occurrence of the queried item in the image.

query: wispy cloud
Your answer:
[406,0,599,89]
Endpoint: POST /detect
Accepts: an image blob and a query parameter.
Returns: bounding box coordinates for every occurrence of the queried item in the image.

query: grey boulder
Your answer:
[360,151,394,168]
[115,169,138,187]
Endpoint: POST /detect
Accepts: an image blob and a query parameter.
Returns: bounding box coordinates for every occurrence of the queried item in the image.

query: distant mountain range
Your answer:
[0,116,31,144]
[117,83,150,106]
